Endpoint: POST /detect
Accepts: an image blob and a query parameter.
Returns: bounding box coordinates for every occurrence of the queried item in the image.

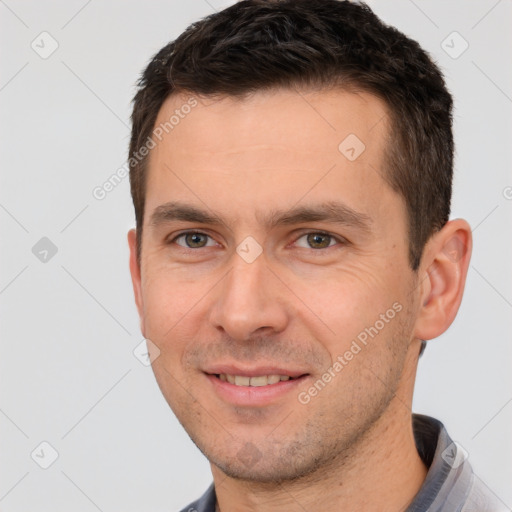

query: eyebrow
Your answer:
[149,200,372,233]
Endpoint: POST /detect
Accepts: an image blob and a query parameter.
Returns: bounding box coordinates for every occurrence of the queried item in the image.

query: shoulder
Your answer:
[461,474,510,512]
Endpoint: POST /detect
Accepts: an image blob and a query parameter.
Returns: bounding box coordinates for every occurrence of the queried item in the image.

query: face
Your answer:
[129,88,422,482]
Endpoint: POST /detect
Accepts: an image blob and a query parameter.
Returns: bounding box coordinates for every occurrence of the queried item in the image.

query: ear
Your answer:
[413,219,472,341]
[128,229,146,337]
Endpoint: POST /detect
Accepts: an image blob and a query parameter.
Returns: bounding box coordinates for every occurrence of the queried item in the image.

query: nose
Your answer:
[208,251,289,341]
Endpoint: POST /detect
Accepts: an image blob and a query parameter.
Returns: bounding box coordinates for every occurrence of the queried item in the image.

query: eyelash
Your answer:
[168,230,346,251]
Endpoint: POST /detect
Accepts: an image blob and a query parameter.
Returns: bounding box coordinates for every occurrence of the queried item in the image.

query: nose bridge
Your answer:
[209,250,287,339]
[228,254,263,301]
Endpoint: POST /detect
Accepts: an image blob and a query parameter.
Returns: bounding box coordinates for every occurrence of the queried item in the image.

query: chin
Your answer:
[203,438,331,484]
[214,459,314,484]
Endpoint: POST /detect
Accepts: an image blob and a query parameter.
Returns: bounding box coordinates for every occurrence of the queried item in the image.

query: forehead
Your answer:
[144,87,400,227]
[153,87,388,162]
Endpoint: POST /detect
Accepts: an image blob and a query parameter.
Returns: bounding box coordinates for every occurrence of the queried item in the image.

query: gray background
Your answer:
[1,1,511,510]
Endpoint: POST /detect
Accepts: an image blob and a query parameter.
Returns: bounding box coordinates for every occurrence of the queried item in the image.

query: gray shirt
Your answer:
[180,414,508,511]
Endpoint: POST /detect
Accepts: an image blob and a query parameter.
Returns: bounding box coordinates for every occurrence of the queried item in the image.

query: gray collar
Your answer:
[406,414,473,511]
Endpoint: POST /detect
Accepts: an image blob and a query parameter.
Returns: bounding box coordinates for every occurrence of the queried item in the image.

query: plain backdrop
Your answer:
[1,1,511,510]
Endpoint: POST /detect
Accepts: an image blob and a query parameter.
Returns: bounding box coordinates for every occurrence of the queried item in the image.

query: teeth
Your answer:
[218,374,293,386]
[249,376,268,387]
[234,375,250,386]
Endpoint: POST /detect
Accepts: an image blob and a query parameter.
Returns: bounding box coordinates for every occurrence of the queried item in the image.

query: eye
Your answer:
[295,232,341,250]
[172,231,217,249]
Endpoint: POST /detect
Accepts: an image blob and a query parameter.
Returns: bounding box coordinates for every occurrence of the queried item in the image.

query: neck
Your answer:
[212,345,427,512]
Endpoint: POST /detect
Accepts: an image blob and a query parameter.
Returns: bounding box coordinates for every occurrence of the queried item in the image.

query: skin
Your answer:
[128,88,472,511]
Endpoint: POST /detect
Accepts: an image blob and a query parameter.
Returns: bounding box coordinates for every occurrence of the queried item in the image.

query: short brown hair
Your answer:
[129,0,453,270]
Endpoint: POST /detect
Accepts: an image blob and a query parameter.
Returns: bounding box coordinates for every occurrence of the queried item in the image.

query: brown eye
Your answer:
[294,232,340,250]
[186,233,207,248]
[174,232,212,248]
[306,233,333,249]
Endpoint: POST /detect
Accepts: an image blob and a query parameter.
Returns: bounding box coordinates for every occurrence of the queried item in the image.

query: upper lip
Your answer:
[203,363,309,378]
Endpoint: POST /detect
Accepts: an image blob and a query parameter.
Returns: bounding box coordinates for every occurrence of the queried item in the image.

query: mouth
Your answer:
[214,373,302,387]
[204,367,310,406]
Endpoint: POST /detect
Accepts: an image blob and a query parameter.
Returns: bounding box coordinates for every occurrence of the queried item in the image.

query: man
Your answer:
[127,1,504,510]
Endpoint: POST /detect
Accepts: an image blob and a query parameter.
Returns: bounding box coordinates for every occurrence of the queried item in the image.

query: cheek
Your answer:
[291,263,401,348]
[140,271,197,351]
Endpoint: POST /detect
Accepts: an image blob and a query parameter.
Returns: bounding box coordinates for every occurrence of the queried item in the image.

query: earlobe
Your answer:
[413,219,472,341]
[128,229,146,336]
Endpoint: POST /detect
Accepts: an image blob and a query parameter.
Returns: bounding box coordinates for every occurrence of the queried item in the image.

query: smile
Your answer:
[205,369,310,407]
[216,374,295,386]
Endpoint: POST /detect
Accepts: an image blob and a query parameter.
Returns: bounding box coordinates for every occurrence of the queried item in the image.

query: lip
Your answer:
[204,366,310,407]
[203,364,307,379]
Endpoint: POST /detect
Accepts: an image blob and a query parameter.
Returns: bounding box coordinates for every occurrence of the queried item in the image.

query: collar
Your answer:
[406,414,473,510]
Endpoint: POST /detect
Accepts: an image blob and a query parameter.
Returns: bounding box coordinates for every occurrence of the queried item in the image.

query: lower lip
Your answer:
[206,374,309,407]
